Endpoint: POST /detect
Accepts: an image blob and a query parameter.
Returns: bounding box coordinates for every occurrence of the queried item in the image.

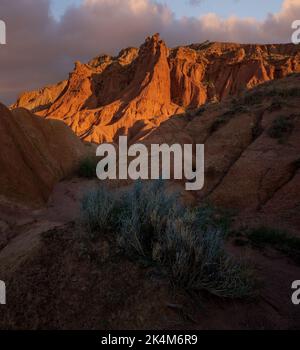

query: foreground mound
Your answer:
[0,182,299,330]
[0,103,88,207]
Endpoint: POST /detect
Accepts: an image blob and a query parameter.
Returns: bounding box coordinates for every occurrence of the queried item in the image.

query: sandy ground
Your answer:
[0,178,299,330]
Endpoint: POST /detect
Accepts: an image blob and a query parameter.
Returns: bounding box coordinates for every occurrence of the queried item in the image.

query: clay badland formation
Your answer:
[13,34,300,143]
[6,35,300,230]
[1,35,300,330]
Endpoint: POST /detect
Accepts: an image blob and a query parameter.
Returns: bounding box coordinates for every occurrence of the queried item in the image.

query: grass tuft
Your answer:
[81,186,118,239]
[80,181,255,298]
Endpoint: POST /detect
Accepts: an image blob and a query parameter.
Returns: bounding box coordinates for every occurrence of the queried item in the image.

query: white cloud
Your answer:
[1,0,299,104]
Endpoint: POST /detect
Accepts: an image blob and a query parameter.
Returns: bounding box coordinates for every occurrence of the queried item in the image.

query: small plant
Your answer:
[81,186,118,239]
[117,180,180,257]
[240,226,300,264]
[153,209,254,298]
[210,109,237,133]
[267,116,294,142]
[78,157,97,178]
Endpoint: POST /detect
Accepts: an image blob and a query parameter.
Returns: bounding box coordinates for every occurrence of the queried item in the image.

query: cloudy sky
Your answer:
[0,0,300,104]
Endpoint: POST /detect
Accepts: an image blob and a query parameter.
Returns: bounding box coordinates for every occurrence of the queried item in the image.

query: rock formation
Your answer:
[143,73,300,231]
[12,35,300,143]
[0,103,88,207]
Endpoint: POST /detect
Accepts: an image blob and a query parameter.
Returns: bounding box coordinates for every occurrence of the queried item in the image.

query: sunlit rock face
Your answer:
[12,34,300,143]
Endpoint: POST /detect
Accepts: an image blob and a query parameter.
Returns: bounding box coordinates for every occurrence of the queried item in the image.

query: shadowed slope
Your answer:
[143,73,300,232]
[0,103,88,207]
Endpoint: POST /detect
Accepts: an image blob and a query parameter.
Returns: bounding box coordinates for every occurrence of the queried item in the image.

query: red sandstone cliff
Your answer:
[12,34,300,143]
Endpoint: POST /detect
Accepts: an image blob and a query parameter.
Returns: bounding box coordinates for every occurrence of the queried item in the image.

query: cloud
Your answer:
[188,0,204,6]
[0,0,300,105]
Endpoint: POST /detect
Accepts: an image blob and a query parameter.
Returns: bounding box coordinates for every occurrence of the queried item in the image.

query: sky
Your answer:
[1,0,300,105]
[50,0,283,21]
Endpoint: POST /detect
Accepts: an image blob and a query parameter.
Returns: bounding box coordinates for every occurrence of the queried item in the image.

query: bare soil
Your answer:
[0,178,299,330]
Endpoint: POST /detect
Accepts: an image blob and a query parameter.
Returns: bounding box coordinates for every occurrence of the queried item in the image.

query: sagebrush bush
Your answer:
[117,180,180,256]
[81,186,118,239]
[80,181,254,298]
[153,208,253,298]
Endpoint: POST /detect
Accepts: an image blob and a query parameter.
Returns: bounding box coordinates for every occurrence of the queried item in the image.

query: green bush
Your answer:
[153,208,253,298]
[80,181,255,298]
[117,181,180,257]
[81,186,118,239]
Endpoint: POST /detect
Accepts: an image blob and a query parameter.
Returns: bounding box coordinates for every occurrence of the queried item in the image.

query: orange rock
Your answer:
[13,35,300,143]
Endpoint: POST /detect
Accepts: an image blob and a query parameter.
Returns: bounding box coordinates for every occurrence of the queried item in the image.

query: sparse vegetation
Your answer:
[267,116,294,142]
[81,181,255,298]
[243,87,300,106]
[235,226,300,264]
[184,106,206,120]
[153,209,253,298]
[77,157,97,178]
[81,186,118,239]
[210,109,235,133]
[117,181,180,257]
[210,116,227,133]
[267,101,282,112]
[209,105,250,133]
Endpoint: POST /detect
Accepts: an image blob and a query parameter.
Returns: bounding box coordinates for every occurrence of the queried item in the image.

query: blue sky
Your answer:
[2,0,298,104]
[51,0,283,20]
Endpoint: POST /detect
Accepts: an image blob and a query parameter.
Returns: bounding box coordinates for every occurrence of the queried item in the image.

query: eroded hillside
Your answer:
[143,73,300,232]
[12,34,300,143]
[0,104,90,207]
